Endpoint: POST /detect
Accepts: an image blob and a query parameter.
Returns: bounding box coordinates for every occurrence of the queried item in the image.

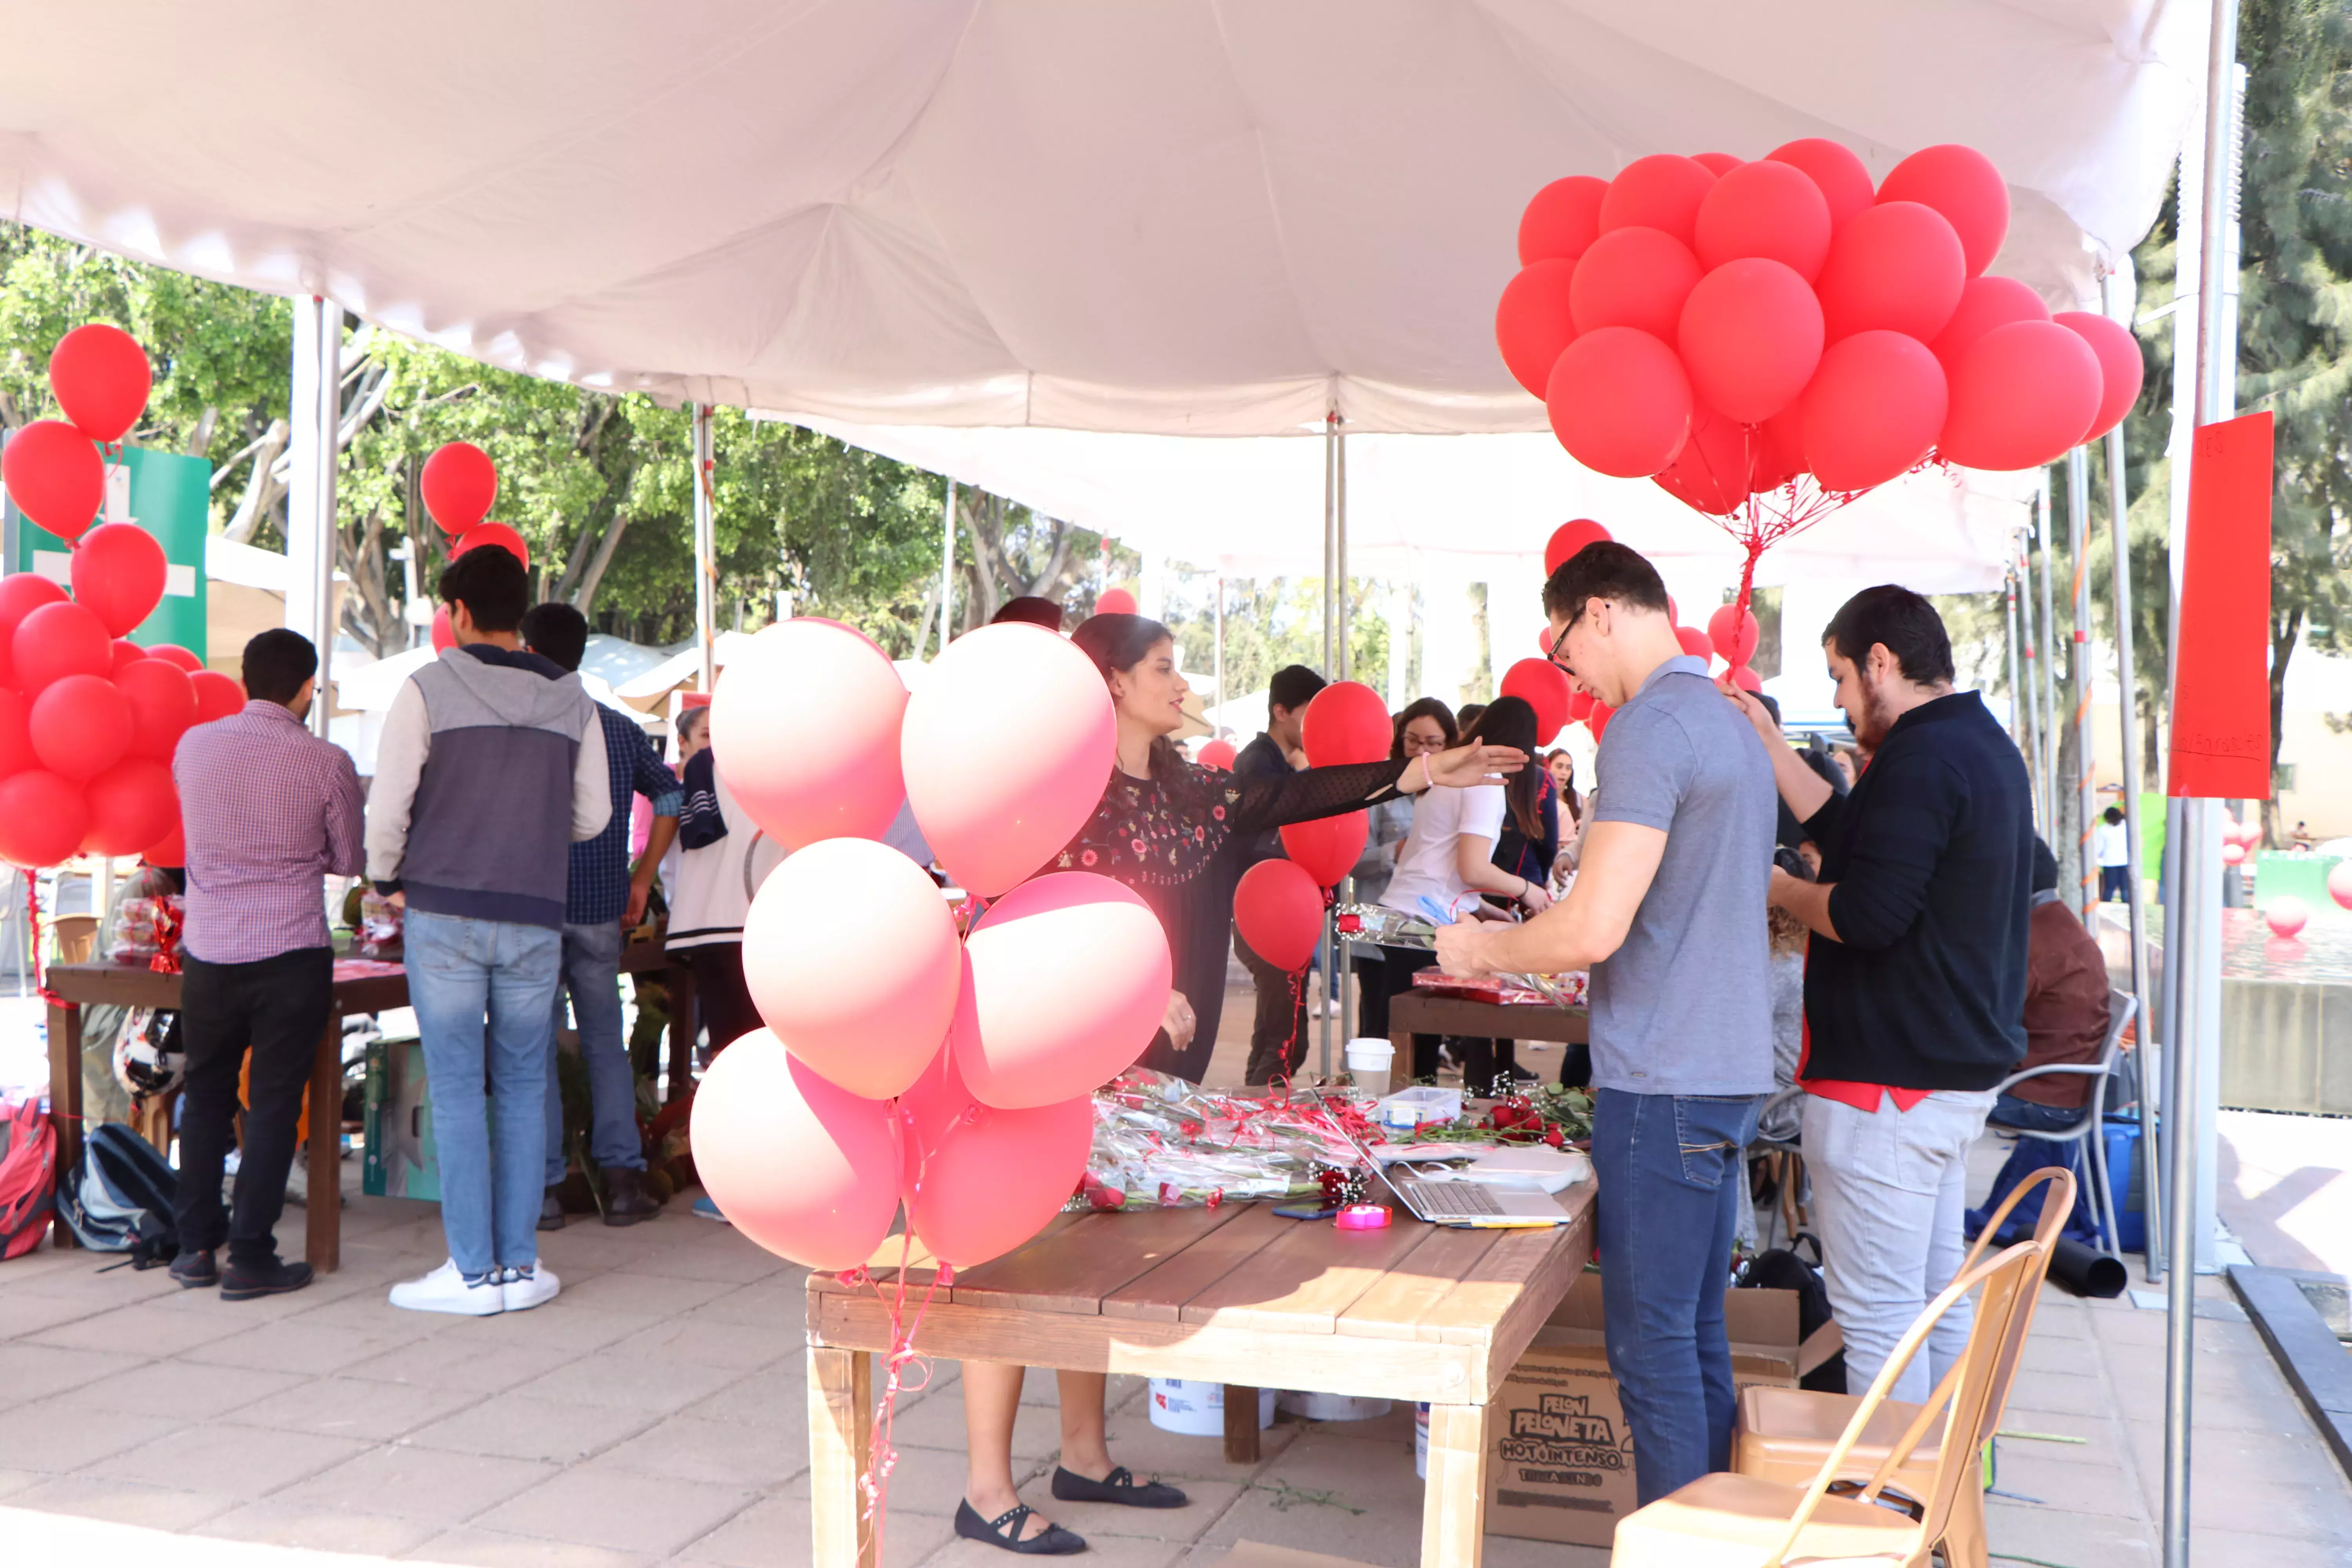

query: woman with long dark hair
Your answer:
[954,614,1521,1555]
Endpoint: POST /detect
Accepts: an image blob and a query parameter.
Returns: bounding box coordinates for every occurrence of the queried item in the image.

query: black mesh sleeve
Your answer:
[1224,759,1412,838]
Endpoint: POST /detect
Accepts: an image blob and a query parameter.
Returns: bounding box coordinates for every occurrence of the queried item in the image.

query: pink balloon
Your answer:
[902,624,1116,897]
[690,1029,900,1272]
[712,618,906,849]
[951,872,1171,1109]
[740,837,962,1101]
[901,1046,1091,1269]
[2221,842,2246,866]
[2264,896,2308,940]
[2328,861,2352,912]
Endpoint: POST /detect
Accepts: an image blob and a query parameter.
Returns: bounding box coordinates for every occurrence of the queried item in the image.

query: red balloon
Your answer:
[13,599,113,695]
[1694,160,1834,281]
[1196,738,1237,770]
[82,758,177,857]
[72,522,169,637]
[1495,260,1581,398]
[1568,688,1595,722]
[1708,604,1761,667]
[900,1047,1093,1270]
[142,811,184,870]
[144,643,202,673]
[1692,152,1744,177]
[450,521,530,572]
[1519,175,1609,265]
[1752,407,1808,492]
[49,325,152,444]
[1677,626,1715,662]
[1926,276,2050,382]
[190,669,247,723]
[0,769,88,867]
[1499,657,1572,739]
[1727,664,1765,693]
[1766,139,1876,232]
[1653,404,1758,515]
[421,442,498,535]
[1094,586,1138,616]
[1598,154,1719,248]
[1234,858,1324,973]
[430,604,454,653]
[1281,810,1369,888]
[1588,701,1615,742]
[109,639,146,673]
[1301,681,1392,766]
[1800,330,1950,491]
[1543,519,1613,576]
[114,657,196,762]
[1677,258,1824,424]
[1813,201,1967,343]
[0,575,69,688]
[2,421,105,544]
[1570,227,1702,344]
[2053,312,2146,443]
[29,673,133,780]
[1545,328,1693,479]
[1876,145,2010,277]
[0,688,31,778]
[1938,321,2104,471]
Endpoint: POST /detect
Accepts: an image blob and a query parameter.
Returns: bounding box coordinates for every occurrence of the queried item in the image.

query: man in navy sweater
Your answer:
[1726,586,2032,1405]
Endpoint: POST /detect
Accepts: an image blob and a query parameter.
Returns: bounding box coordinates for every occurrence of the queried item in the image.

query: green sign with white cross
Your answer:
[4,443,209,652]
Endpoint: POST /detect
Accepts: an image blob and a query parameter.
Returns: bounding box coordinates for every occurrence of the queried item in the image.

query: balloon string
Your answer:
[24,876,65,1011]
[858,1231,952,1562]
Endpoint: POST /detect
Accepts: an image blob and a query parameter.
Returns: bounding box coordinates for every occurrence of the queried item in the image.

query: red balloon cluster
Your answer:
[697,620,1165,1275]
[1499,142,2143,501]
[1240,681,1392,966]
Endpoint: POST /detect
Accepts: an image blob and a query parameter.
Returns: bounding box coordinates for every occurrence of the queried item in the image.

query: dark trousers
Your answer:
[172,947,333,1269]
[1233,922,1309,1085]
[2099,865,2132,903]
[1354,944,1443,1079]
[681,941,760,1059]
[1593,1087,1761,1506]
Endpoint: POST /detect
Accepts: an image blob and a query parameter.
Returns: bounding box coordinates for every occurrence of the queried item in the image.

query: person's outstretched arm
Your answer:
[1223,742,1526,836]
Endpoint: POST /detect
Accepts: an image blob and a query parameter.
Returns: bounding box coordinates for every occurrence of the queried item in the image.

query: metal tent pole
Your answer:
[285,295,341,737]
[2005,565,2024,751]
[2068,447,2098,916]
[1335,423,1354,1058]
[1213,575,1225,733]
[691,405,717,696]
[1319,410,1339,1078]
[2017,531,2046,824]
[2036,475,2062,831]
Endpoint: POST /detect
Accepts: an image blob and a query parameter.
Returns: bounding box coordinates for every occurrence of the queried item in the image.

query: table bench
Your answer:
[43,934,692,1269]
[805,1183,1596,1568]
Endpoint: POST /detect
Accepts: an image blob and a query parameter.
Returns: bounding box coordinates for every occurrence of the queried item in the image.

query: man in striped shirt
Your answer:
[169,630,365,1300]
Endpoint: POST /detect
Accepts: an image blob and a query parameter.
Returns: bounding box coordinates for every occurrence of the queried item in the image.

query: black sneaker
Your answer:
[602,1167,661,1227]
[539,1188,567,1232]
[169,1249,219,1289]
[220,1258,314,1302]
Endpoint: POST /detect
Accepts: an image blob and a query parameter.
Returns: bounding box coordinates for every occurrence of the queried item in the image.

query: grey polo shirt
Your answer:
[1586,654,1776,1097]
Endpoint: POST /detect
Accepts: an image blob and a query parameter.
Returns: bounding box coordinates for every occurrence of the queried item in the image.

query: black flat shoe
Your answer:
[955,1500,1087,1555]
[1050,1466,1187,1509]
[221,1258,314,1302]
[169,1249,218,1289]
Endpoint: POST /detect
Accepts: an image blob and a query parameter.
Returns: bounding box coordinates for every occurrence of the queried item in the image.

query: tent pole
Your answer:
[1320,410,1338,1077]
[1335,422,1354,1057]
[2036,474,2061,831]
[2107,407,2163,1283]
[692,405,716,697]
[1213,574,1225,734]
[285,295,341,738]
[2017,530,2044,824]
[2067,447,2096,916]
[938,479,956,659]
[2004,563,2024,752]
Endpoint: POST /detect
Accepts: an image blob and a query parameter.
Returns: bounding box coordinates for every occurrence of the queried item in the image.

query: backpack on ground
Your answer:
[1735,1232,1848,1394]
[61,1122,179,1266]
[0,1098,57,1261]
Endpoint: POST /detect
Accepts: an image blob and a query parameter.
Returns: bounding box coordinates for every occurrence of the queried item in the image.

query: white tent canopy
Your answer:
[0,1,2201,436]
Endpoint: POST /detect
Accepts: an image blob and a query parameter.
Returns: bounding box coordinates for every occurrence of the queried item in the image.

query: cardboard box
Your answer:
[1212,1545,1377,1568]
[1483,1272,1810,1548]
[361,1034,439,1200]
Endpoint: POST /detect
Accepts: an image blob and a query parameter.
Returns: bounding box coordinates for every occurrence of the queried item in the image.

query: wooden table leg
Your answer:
[809,1345,875,1568]
[1223,1385,1261,1464]
[666,960,697,1105]
[46,999,82,1249]
[304,1012,342,1273]
[1419,1402,1490,1568]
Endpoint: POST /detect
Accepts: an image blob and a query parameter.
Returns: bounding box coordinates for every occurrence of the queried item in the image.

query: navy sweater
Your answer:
[1800,691,2034,1091]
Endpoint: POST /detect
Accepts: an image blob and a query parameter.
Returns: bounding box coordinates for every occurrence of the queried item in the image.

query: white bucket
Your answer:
[1415,1403,1429,1479]
[1147,1379,1274,1437]
[1277,1390,1393,1423]
[1343,1036,1395,1083]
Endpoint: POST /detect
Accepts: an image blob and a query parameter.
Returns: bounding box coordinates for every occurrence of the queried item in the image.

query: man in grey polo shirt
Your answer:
[1437,540,1774,1505]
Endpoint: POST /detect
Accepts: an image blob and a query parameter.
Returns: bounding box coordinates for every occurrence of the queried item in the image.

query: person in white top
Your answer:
[2093,804,2131,904]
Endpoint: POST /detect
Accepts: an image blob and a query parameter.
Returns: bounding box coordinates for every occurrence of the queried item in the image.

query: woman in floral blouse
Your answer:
[952,613,1523,1557]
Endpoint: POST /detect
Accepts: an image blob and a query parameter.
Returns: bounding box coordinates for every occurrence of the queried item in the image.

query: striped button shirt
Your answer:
[174,700,367,964]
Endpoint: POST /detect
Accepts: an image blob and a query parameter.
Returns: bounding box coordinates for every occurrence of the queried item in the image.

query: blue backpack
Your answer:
[61,1123,179,1266]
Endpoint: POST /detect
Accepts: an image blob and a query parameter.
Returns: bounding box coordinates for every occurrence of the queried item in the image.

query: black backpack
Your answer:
[61,1123,179,1267]
[1736,1233,1847,1393]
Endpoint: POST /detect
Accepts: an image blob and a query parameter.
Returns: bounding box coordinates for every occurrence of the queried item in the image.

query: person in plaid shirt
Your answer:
[168,629,365,1301]
[521,603,681,1228]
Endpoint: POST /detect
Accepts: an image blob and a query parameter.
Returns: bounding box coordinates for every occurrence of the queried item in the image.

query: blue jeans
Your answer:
[544,920,644,1185]
[1592,1088,1761,1506]
[1969,1094,2097,1248]
[404,908,561,1280]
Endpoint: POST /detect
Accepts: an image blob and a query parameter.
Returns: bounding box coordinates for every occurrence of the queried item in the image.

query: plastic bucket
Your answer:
[1278,1390,1392,1423]
[1343,1036,1395,1083]
[1147,1379,1274,1437]
[1414,1403,1429,1479]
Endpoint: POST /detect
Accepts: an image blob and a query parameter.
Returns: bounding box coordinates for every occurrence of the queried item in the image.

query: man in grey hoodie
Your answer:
[367,544,610,1315]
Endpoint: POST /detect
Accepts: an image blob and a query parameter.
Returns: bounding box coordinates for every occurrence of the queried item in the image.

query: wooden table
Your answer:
[1384,989,1588,1093]
[44,935,691,1269]
[804,1184,1597,1568]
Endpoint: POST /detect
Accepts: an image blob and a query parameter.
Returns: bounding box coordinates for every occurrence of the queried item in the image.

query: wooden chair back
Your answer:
[53,913,99,965]
[1758,1240,2046,1568]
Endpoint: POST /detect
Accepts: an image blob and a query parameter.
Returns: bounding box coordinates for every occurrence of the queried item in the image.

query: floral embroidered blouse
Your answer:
[1054,751,1410,1083]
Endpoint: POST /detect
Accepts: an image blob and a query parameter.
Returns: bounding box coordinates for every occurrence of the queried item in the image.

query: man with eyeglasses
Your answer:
[1436,539,1775,1506]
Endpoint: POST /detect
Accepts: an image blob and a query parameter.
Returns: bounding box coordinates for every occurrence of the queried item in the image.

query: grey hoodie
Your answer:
[367,644,610,930]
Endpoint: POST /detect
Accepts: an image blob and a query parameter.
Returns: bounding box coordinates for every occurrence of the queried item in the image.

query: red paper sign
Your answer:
[2167,411,2274,800]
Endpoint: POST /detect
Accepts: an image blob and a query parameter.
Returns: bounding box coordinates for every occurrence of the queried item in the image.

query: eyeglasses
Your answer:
[1547,615,1577,669]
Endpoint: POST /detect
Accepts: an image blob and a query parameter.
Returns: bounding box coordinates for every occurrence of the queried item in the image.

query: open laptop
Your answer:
[1319,1095,1575,1229]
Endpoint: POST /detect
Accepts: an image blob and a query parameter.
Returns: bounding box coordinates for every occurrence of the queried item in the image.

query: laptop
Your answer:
[1319,1095,1575,1229]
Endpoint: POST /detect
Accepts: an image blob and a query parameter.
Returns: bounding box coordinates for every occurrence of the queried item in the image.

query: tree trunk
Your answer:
[223,419,291,543]
[571,512,632,616]
[188,406,219,460]
[2054,701,2085,909]
[2263,603,2302,848]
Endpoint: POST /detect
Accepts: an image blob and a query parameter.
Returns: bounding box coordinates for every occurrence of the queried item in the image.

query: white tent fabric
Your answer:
[0,1,2201,436]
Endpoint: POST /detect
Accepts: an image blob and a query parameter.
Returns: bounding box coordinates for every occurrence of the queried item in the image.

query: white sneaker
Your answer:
[501,1261,561,1312]
[388,1259,506,1316]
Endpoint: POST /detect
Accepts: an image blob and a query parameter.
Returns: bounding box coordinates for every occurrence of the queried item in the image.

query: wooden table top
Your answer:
[806,1185,1595,1406]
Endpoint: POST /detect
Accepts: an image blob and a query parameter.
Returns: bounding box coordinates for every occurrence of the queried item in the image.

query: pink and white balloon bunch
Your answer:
[691,619,1170,1272]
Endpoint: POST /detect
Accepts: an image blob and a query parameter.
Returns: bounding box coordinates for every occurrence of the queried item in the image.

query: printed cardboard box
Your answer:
[361,1034,438,1200]
[1484,1272,1815,1548]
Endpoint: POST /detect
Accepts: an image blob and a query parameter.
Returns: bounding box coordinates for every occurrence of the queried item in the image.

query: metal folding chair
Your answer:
[1986,987,2136,1254]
